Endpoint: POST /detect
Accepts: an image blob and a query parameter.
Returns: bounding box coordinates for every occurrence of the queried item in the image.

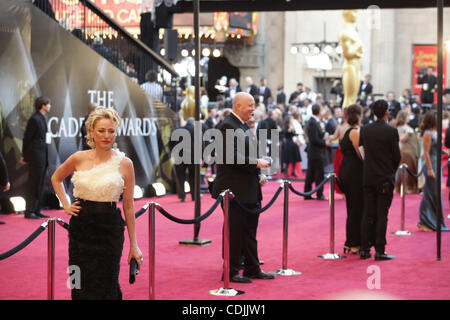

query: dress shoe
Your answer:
[316,196,328,201]
[375,252,395,261]
[221,274,252,283]
[0,220,5,224]
[360,251,371,260]
[36,211,49,218]
[25,212,40,219]
[304,196,315,200]
[243,271,275,280]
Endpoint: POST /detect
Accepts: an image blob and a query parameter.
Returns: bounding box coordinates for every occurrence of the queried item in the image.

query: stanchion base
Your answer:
[392,230,412,236]
[272,269,301,276]
[179,238,212,246]
[209,288,245,296]
[318,253,344,260]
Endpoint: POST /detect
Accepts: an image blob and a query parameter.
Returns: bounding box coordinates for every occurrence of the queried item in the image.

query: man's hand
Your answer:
[20,157,26,165]
[257,158,271,169]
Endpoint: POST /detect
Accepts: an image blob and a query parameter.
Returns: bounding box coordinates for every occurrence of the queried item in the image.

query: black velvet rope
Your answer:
[154,195,223,224]
[232,185,284,214]
[398,160,450,180]
[134,206,148,219]
[288,176,330,197]
[405,165,426,179]
[0,224,47,261]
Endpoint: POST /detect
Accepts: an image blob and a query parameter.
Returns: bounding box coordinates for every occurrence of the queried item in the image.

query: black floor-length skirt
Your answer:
[68,199,125,300]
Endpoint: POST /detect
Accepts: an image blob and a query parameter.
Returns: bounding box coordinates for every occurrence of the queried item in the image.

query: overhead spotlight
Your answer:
[312,46,321,55]
[160,48,166,56]
[335,45,343,54]
[134,185,143,199]
[151,182,166,197]
[191,49,196,56]
[181,49,189,57]
[324,44,333,55]
[290,46,298,55]
[301,45,310,55]
[237,34,241,39]
[202,47,211,57]
[10,196,26,212]
[212,48,221,57]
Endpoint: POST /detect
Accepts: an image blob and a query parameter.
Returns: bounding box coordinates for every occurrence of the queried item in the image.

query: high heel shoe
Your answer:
[344,246,360,254]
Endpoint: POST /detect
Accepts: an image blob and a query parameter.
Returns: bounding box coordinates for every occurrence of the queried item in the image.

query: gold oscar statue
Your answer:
[339,10,364,109]
[181,86,196,121]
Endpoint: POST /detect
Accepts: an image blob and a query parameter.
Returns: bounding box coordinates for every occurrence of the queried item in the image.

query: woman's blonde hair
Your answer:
[85,107,121,149]
[395,110,409,127]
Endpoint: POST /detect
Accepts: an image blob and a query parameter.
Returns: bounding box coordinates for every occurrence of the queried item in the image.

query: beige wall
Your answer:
[280,8,450,101]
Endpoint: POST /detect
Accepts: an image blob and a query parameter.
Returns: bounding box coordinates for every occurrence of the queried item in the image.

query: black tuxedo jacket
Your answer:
[259,87,272,105]
[0,152,8,187]
[247,84,258,98]
[358,81,373,97]
[22,112,48,168]
[224,86,242,100]
[212,113,262,204]
[359,119,401,187]
[305,117,326,160]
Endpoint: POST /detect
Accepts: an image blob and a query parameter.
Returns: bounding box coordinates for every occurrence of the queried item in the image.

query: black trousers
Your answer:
[360,183,394,254]
[304,158,324,198]
[222,200,261,277]
[174,163,195,201]
[25,165,47,214]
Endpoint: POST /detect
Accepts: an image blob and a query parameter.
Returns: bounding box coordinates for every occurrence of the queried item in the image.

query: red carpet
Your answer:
[1,180,449,300]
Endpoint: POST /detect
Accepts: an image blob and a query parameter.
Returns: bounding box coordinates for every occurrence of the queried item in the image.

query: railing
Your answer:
[36,0,178,110]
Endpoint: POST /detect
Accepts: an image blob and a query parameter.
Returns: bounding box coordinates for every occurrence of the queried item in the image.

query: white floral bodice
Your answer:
[71,150,125,202]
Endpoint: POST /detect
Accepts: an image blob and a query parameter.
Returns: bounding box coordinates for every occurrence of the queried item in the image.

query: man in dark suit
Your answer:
[245,76,258,98]
[418,66,437,104]
[359,99,401,261]
[20,96,51,219]
[170,118,197,202]
[224,78,241,108]
[0,152,10,224]
[386,91,401,119]
[304,104,328,201]
[358,74,373,102]
[212,92,273,283]
[258,78,272,106]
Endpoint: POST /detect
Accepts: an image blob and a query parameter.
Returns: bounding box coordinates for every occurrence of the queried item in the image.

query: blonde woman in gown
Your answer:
[52,107,143,300]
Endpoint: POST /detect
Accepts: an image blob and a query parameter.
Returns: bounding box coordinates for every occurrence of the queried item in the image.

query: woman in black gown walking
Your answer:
[338,104,364,254]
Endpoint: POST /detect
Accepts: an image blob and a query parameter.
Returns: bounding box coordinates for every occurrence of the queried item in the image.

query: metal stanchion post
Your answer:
[394,164,412,235]
[319,173,342,259]
[149,202,156,300]
[47,218,55,300]
[272,181,301,276]
[209,190,244,296]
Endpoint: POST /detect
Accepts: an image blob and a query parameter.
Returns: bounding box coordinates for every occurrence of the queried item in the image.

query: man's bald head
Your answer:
[233,92,255,122]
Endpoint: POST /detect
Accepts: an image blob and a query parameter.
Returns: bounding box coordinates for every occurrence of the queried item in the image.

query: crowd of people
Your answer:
[187,75,450,262]
[1,72,450,297]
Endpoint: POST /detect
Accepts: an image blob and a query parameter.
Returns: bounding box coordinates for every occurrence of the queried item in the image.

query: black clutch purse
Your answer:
[129,258,138,284]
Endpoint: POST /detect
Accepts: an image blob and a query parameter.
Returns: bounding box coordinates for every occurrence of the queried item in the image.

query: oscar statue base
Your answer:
[318,253,344,260]
[272,269,301,276]
[392,230,412,236]
[179,238,212,246]
[209,288,245,297]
